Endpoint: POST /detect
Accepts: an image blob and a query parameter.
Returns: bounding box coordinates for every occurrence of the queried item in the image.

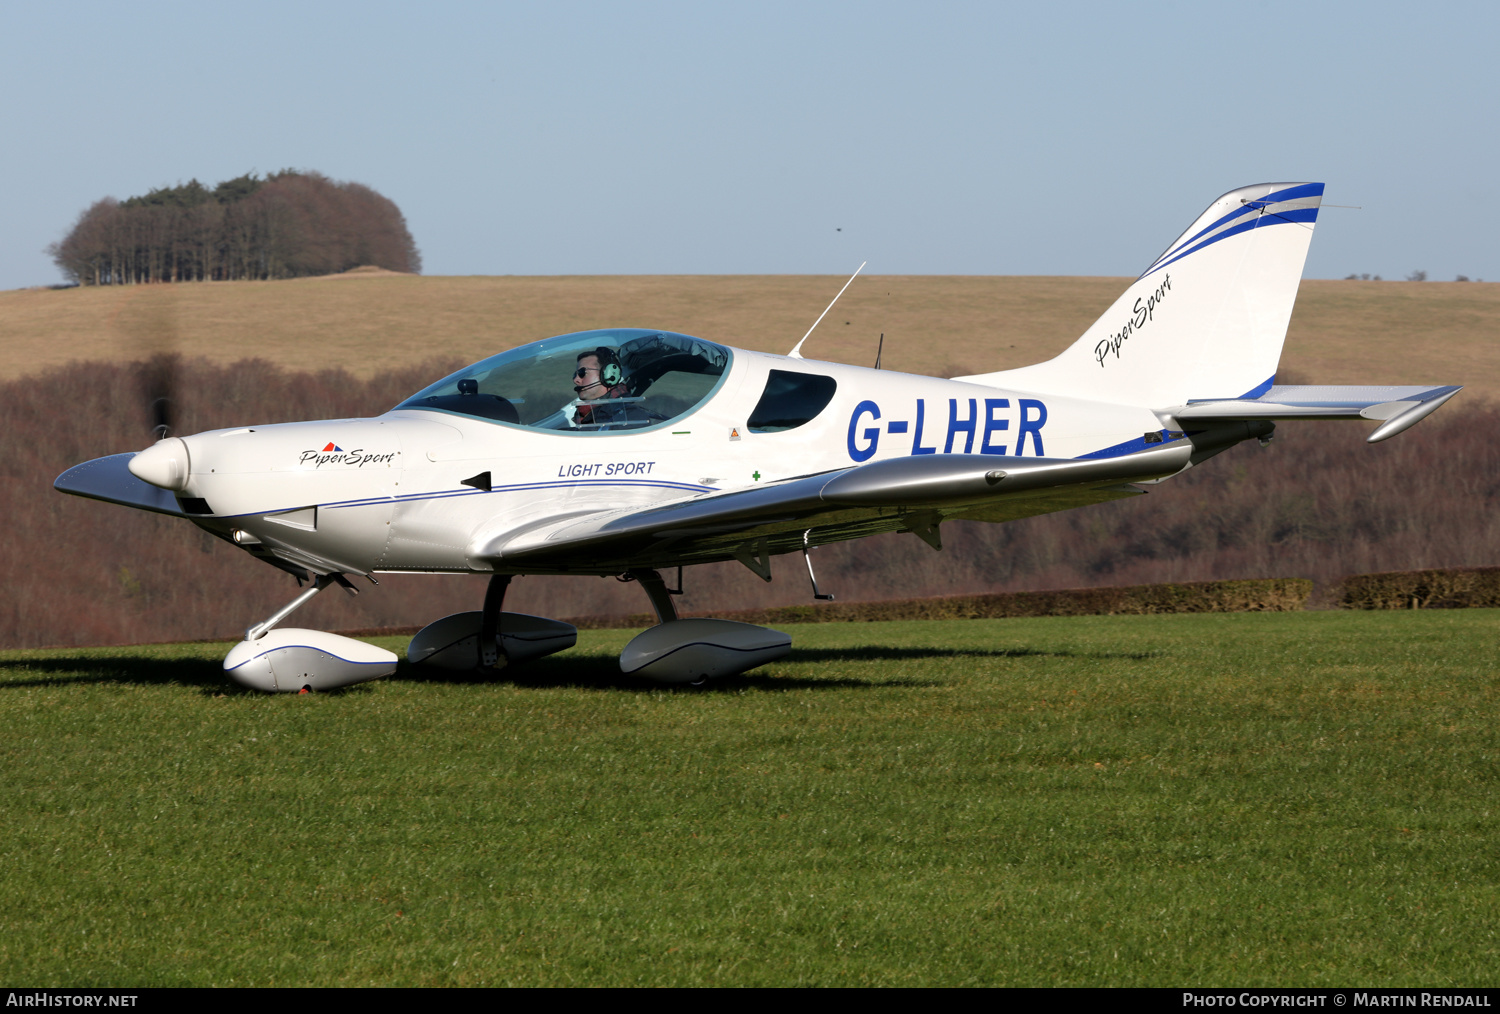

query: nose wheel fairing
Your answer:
[222,572,397,693]
[225,628,398,692]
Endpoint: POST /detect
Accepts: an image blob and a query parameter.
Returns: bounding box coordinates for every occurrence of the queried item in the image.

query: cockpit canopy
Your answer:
[395,329,731,432]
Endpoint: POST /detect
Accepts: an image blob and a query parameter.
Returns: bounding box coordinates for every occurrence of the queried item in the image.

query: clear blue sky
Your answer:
[2,0,1494,290]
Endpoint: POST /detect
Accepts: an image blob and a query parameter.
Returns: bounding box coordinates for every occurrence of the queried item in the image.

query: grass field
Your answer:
[2,611,1496,986]
[5,273,1499,399]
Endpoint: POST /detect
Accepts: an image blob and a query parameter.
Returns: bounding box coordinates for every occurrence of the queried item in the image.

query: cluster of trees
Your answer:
[49,171,421,285]
[1344,271,1487,282]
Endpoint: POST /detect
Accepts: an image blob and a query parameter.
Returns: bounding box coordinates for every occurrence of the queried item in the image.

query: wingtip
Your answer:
[1366,387,1462,443]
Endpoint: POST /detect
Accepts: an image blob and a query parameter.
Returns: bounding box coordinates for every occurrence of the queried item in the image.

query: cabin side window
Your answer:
[747,370,838,433]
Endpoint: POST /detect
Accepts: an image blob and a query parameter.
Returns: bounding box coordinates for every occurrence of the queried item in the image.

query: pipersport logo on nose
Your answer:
[299,444,398,468]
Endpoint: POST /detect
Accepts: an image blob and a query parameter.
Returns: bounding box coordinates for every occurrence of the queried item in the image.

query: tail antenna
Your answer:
[788,261,866,359]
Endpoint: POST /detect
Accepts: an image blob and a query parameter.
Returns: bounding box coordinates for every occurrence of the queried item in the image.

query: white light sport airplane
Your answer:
[56,182,1460,691]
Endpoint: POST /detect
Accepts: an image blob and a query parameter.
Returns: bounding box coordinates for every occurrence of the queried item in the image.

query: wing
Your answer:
[55,453,321,581]
[1176,384,1461,442]
[54,453,198,516]
[474,441,1194,573]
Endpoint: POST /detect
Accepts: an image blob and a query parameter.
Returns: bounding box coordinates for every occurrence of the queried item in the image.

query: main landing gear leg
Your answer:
[626,568,679,624]
[480,574,511,668]
[408,575,575,673]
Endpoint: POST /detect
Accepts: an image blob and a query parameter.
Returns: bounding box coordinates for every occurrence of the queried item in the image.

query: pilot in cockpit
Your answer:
[570,347,637,427]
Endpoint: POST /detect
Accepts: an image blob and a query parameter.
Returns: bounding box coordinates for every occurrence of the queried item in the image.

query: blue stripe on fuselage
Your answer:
[212,477,716,521]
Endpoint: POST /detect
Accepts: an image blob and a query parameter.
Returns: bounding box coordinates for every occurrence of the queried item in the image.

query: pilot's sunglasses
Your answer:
[574,366,597,378]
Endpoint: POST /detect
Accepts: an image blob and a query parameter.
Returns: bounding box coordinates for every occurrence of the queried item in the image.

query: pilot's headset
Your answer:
[593,347,626,389]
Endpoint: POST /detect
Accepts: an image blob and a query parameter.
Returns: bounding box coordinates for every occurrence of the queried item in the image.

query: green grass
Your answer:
[1,611,1497,986]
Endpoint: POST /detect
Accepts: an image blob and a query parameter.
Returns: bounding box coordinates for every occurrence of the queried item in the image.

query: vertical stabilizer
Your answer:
[957,182,1323,409]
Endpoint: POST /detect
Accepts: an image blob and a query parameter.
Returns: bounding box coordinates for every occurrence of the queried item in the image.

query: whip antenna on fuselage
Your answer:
[788,261,866,359]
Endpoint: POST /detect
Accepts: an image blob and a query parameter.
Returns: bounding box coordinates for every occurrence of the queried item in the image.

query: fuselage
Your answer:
[160,334,1166,578]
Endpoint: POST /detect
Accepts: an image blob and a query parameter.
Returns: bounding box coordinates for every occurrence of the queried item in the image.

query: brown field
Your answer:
[5,272,1498,397]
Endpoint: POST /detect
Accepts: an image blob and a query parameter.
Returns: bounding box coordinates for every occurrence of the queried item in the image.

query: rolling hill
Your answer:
[4,272,1497,398]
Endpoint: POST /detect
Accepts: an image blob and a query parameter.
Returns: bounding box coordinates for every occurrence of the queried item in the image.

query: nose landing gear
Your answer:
[223,573,398,692]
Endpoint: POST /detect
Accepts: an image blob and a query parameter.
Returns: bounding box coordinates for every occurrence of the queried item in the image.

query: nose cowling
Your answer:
[128,437,191,491]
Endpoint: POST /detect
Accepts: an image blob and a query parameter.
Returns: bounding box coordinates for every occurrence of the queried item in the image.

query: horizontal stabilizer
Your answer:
[1175,384,1461,442]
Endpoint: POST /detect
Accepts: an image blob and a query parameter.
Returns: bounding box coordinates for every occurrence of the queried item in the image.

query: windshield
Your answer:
[395,329,732,432]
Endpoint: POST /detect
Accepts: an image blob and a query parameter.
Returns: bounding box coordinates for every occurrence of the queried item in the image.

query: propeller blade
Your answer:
[142,354,177,440]
[116,289,182,442]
